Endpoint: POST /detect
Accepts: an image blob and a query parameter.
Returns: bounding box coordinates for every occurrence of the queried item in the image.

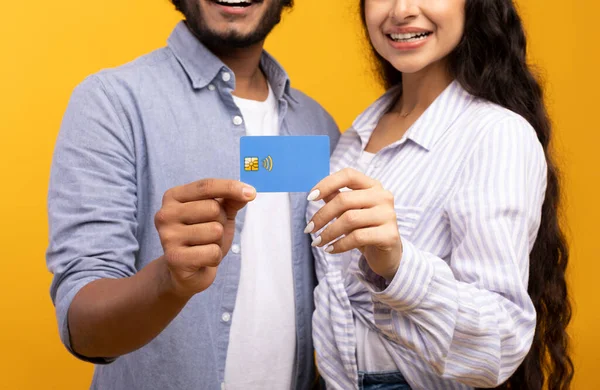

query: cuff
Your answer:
[56,277,117,364]
[357,237,435,312]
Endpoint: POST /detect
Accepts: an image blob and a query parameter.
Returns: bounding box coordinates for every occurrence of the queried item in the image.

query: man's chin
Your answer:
[187,21,267,50]
[186,0,286,49]
[207,31,266,49]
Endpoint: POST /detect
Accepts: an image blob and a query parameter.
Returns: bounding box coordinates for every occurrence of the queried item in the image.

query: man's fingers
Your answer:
[159,222,224,250]
[164,179,256,204]
[167,244,223,270]
[156,199,224,226]
[180,200,227,225]
[178,222,224,246]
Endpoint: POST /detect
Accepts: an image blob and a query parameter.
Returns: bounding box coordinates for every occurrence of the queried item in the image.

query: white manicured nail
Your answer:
[311,236,322,247]
[304,221,315,234]
[307,189,320,201]
[324,245,334,253]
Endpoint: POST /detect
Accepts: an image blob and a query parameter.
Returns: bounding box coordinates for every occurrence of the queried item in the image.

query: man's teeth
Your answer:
[390,32,431,42]
[216,0,252,5]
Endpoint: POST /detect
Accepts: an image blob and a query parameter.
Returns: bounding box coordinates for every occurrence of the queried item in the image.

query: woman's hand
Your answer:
[305,168,403,281]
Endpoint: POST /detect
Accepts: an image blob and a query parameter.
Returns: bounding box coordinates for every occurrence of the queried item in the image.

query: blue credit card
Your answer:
[240,135,330,193]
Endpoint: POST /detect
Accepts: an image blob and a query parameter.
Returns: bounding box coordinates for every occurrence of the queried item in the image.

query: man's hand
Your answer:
[155,179,256,298]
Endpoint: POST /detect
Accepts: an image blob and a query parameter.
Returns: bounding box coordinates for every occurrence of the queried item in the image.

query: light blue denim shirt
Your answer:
[46,21,340,390]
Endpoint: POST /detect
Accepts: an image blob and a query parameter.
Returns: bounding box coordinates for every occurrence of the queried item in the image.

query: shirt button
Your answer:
[233,116,243,126]
[208,84,215,91]
[222,312,231,322]
[231,244,240,254]
[222,72,231,82]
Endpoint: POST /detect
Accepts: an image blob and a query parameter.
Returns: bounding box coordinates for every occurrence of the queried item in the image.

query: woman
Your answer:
[306,0,572,389]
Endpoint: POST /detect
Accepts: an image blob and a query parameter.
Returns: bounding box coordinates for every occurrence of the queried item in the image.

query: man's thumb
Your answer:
[221,185,256,219]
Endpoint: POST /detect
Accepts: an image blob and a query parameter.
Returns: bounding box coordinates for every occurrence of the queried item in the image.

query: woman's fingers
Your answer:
[306,187,394,234]
[310,206,393,248]
[321,222,400,255]
[307,168,381,202]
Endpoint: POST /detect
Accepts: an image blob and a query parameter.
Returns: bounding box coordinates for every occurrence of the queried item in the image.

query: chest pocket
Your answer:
[394,205,424,239]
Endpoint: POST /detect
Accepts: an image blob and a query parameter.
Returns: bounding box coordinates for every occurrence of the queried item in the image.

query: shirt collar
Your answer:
[352,80,474,151]
[167,21,296,102]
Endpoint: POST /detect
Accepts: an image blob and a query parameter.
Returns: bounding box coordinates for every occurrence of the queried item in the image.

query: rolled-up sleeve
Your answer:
[46,75,139,362]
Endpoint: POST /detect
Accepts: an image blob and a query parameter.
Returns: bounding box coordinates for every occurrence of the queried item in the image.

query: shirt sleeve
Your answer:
[357,116,547,387]
[46,75,139,363]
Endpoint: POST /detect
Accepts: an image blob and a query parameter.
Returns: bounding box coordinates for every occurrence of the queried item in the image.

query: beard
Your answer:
[182,0,292,49]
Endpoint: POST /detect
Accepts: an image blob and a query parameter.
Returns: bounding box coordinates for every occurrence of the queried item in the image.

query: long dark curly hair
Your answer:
[359,0,573,389]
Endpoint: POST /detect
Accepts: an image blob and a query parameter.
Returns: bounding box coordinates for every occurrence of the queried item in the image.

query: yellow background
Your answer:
[1,0,597,388]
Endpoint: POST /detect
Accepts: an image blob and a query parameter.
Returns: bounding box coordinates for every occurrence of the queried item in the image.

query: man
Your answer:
[46,0,340,388]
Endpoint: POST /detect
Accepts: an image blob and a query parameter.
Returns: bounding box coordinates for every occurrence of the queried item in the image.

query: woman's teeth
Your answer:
[389,32,431,42]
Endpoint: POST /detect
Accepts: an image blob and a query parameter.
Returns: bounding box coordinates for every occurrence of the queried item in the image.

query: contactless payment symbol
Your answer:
[244,157,259,171]
[262,156,274,172]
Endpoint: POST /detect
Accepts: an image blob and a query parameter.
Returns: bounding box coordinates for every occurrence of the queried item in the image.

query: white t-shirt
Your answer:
[224,83,296,389]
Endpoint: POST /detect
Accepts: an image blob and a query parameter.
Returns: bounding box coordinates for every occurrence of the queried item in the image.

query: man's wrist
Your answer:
[154,256,193,303]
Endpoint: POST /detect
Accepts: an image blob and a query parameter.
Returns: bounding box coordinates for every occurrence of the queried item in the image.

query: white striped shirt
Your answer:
[308,81,546,389]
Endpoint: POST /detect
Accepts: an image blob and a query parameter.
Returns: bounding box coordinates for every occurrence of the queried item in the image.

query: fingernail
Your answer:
[242,186,256,198]
[304,221,315,234]
[324,245,334,253]
[307,189,320,202]
[311,236,322,247]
